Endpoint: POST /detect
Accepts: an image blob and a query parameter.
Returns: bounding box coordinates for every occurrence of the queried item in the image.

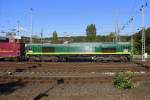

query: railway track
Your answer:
[133,60,150,69]
[0,74,150,84]
[0,62,148,74]
[0,61,149,84]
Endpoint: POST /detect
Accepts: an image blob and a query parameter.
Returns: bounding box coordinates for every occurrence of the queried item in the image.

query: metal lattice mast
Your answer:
[131,21,134,55]
[115,12,120,42]
[115,20,119,42]
[41,29,43,44]
[131,34,134,54]
[30,8,33,44]
[17,21,20,43]
[141,7,145,61]
[117,22,120,42]
[40,29,43,62]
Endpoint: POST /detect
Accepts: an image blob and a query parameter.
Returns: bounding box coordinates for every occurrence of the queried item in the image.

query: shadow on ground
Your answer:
[33,79,64,100]
[0,81,25,95]
[33,85,55,100]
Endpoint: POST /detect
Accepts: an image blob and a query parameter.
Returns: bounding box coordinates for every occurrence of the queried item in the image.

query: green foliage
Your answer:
[145,28,150,54]
[70,36,86,42]
[108,32,116,42]
[114,71,134,90]
[86,24,97,42]
[51,31,58,44]
[133,28,150,55]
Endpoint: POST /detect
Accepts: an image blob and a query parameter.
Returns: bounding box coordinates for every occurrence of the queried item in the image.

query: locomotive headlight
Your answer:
[29,50,33,53]
[28,46,33,53]
[28,49,33,53]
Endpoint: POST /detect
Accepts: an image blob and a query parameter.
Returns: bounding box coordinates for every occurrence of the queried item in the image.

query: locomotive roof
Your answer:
[26,42,130,47]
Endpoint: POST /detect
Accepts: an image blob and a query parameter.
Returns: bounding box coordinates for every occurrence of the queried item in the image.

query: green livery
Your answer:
[25,42,132,62]
[26,42,131,55]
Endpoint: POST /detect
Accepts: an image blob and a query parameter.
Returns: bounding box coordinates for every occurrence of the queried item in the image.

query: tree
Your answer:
[108,32,116,42]
[133,27,150,55]
[51,31,58,44]
[145,28,150,54]
[86,24,97,42]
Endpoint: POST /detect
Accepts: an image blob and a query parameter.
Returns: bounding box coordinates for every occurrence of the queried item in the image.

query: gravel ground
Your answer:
[0,81,150,100]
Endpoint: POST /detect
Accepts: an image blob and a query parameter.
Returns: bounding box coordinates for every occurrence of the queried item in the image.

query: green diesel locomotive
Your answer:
[25,42,132,62]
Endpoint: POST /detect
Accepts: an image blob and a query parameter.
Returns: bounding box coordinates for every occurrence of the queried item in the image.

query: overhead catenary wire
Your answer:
[120,0,148,61]
[120,0,148,32]
[115,0,137,42]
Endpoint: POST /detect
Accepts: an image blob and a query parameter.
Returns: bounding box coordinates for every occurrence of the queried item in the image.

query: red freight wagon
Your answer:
[0,42,25,60]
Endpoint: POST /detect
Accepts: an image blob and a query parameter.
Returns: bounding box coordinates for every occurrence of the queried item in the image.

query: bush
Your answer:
[114,71,134,90]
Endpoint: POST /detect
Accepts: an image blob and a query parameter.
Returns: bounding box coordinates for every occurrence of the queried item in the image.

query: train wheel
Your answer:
[124,57,128,62]
[50,56,59,62]
[94,57,103,62]
[128,57,132,62]
[113,57,121,62]
[28,57,37,62]
[120,56,125,62]
[60,57,66,62]
[120,56,128,62]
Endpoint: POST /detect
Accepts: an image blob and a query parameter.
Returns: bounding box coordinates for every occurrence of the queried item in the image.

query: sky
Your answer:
[0,0,150,37]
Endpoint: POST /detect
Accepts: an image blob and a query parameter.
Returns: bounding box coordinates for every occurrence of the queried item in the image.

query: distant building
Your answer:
[0,36,9,42]
[6,32,16,43]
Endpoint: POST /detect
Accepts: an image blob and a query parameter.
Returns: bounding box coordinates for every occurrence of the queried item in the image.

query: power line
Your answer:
[120,0,148,61]
[120,0,148,33]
